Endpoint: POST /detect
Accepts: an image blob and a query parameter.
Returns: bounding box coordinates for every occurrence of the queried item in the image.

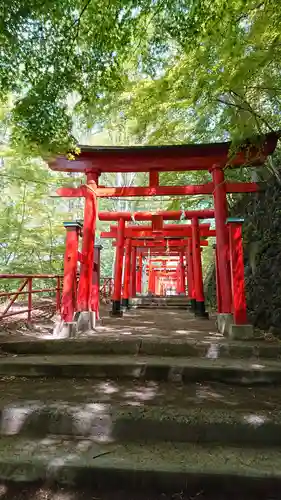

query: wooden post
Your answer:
[61,222,81,322]
[213,244,222,314]
[77,172,98,312]
[211,165,232,313]
[176,261,180,295]
[90,244,102,322]
[186,239,195,310]
[179,250,186,295]
[136,253,143,295]
[112,218,125,315]
[149,171,159,187]
[27,277,32,323]
[130,246,137,298]
[227,218,247,325]
[122,238,132,308]
[56,276,61,313]
[148,260,154,295]
[192,217,208,318]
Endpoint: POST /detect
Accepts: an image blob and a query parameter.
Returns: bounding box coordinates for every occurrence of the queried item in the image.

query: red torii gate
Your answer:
[100,211,216,315]
[48,132,279,334]
[102,217,212,315]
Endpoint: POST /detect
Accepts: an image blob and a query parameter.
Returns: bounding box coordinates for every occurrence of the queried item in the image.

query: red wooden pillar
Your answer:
[112,218,125,315]
[186,239,195,311]
[77,172,98,312]
[61,221,81,322]
[130,246,137,298]
[155,274,160,295]
[192,217,208,318]
[136,253,143,295]
[90,244,102,323]
[176,261,181,294]
[122,238,132,309]
[152,268,156,294]
[179,250,186,295]
[211,165,232,314]
[148,260,154,295]
[227,218,247,325]
[213,243,222,313]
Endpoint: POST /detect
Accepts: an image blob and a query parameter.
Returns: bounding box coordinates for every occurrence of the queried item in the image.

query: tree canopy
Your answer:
[2,0,281,153]
[1,0,281,283]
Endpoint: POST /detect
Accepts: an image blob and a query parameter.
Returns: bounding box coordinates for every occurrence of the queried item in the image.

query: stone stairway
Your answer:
[131,295,191,309]
[0,309,281,498]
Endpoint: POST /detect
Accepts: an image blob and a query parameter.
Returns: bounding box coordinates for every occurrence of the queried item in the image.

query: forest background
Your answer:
[1,0,281,283]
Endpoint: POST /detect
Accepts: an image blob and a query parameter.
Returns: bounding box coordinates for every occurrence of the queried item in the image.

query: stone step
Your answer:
[0,354,281,384]
[3,377,281,408]
[135,304,189,309]
[0,436,281,495]
[131,298,190,308]
[1,337,280,359]
[2,394,281,446]
[132,296,190,302]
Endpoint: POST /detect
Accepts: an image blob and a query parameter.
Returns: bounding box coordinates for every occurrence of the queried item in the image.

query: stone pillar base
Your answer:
[111,300,123,317]
[216,313,233,335]
[194,301,209,319]
[76,311,92,332]
[53,321,77,338]
[229,324,254,340]
[189,299,196,312]
[122,298,132,309]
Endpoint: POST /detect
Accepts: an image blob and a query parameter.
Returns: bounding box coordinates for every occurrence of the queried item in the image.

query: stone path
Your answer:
[0,302,280,497]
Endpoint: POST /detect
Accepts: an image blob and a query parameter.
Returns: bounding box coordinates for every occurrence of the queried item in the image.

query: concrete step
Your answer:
[0,436,281,495]
[131,297,190,308]
[0,354,281,384]
[2,391,281,446]
[136,304,189,310]
[132,296,190,302]
[1,337,280,359]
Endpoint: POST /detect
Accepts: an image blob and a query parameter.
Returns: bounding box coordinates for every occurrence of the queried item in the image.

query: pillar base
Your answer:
[229,323,254,340]
[217,314,254,339]
[122,298,132,309]
[189,299,196,312]
[76,311,93,332]
[122,298,129,309]
[194,301,209,319]
[53,321,77,338]
[111,300,123,317]
[216,313,233,335]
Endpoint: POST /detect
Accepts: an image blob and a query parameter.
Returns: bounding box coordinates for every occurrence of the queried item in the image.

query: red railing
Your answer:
[0,274,62,322]
[0,274,114,322]
[100,277,114,300]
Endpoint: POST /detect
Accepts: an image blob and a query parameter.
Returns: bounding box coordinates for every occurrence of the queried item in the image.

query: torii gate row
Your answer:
[109,223,211,231]
[99,210,215,221]
[103,228,216,239]
[143,251,193,302]
[49,133,279,335]
[102,216,213,316]
[111,239,209,247]
[144,257,190,297]
[105,222,209,316]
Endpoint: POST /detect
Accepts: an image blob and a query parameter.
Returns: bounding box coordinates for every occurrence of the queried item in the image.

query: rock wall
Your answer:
[205,174,281,332]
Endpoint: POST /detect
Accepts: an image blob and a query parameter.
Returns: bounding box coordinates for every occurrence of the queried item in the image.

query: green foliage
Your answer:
[0,150,66,275]
[2,1,281,151]
[2,1,281,285]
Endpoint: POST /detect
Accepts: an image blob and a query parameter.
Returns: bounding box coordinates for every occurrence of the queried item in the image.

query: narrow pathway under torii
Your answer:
[95,305,221,343]
[0,302,220,344]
